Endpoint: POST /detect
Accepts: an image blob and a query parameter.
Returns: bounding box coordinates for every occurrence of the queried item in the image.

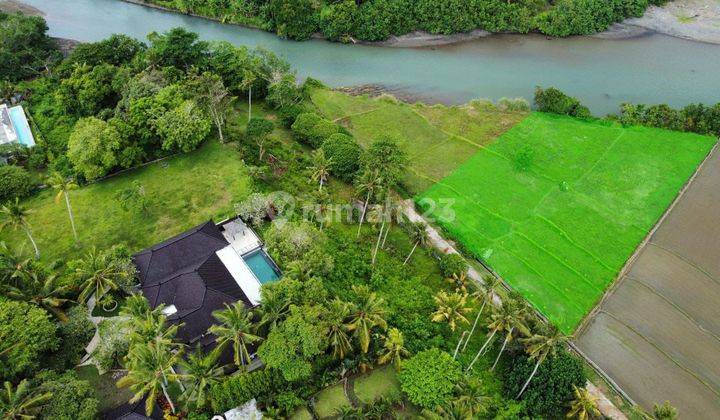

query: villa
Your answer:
[132,217,280,357]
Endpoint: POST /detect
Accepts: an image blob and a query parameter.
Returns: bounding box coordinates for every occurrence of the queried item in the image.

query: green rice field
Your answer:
[418,113,716,332]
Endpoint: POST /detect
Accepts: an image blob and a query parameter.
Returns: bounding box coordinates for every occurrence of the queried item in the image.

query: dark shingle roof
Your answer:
[133,221,251,344]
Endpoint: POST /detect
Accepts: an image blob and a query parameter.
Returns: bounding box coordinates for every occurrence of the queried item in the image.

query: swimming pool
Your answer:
[242,250,280,284]
[8,106,35,147]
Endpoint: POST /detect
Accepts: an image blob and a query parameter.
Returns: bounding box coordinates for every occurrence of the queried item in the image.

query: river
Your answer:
[24,0,720,114]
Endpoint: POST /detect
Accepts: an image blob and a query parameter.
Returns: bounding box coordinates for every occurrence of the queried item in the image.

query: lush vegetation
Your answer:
[309,86,529,194]
[419,112,715,332]
[142,0,663,42]
[0,13,654,420]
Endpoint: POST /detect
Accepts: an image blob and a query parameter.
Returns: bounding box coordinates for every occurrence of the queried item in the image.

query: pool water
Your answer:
[243,250,280,284]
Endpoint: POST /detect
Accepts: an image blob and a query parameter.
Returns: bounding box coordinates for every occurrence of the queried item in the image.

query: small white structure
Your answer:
[216,398,263,420]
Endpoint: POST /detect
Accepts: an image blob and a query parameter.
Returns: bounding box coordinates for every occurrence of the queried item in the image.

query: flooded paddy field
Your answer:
[576,145,720,417]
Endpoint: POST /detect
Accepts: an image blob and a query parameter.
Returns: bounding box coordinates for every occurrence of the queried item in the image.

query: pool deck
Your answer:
[221,218,262,256]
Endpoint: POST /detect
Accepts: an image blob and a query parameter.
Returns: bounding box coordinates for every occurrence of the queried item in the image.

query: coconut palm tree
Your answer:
[355,169,383,237]
[421,400,473,420]
[490,300,530,371]
[431,290,471,333]
[377,327,409,370]
[467,298,528,372]
[0,379,52,419]
[403,221,428,265]
[118,340,183,416]
[462,276,502,352]
[446,271,471,293]
[74,247,135,304]
[517,325,570,398]
[241,69,257,122]
[567,385,601,420]
[209,302,263,370]
[0,198,39,259]
[308,149,332,192]
[47,171,79,241]
[347,285,387,353]
[326,299,353,360]
[257,287,290,333]
[120,293,152,320]
[455,377,491,417]
[177,347,224,410]
[3,268,71,321]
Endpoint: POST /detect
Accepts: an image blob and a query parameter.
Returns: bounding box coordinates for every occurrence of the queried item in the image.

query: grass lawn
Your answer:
[313,381,351,418]
[76,365,133,412]
[419,113,716,333]
[310,88,527,195]
[0,140,251,262]
[354,365,401,404]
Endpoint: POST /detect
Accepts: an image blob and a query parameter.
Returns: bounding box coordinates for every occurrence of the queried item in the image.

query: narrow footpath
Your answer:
[400,199,627,420]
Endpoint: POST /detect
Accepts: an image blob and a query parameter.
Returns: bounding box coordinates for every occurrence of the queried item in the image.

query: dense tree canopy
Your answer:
[0,299,58,380]
[0,12,60,81]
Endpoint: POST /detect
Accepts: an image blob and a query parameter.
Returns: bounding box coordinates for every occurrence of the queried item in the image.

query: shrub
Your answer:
[209,368,288,413]
[308,119,341,149]
[321,133,362,181]
[536,0,649,37]
[46,305,96,370]
[534,86,591,118]
[438,253,468,278]
[0,299,58,380]
[291,112,323,144]
[398,348,462,409]
[0,165,34,202]
[246,117,274,141]
[503,349,586,417]
[36,370,99,420]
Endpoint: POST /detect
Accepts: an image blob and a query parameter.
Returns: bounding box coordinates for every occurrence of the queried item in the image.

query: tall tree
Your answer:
[403,221,428,265]
[177,347,224,410]
[2,268,71,322]
[0,198,39,259]
[47,172,79,242]
[190,71,233,142]
[0,380,53,419]
[467,298,528,372]
[241,69,257,122]
[117,340,183,416]
[463,276,502,352]
[73,247,134,303]
[455,378,490,417]
[517,326,570,398]
[431,290,471,332]
[325,299,353,360]
[208,302,263,370]
[377,328,409,370]
[347,285,387,353]
[308,149,332,192]
[354,168,383,237]
[567,385,600,420]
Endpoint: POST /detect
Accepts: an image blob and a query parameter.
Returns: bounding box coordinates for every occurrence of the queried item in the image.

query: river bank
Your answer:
[117,0,720,47]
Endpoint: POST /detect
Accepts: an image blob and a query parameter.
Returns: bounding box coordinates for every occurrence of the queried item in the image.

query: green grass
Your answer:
[0,140,251,262]
[289,406,313,420]
[310,88,527,194]
[313,382,351,418]
[419,113,716,333]
[75,365,133,412]
[354,366,401,404]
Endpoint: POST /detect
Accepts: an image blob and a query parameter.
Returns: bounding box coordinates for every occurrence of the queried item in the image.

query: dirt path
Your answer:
[401,199,627,420]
